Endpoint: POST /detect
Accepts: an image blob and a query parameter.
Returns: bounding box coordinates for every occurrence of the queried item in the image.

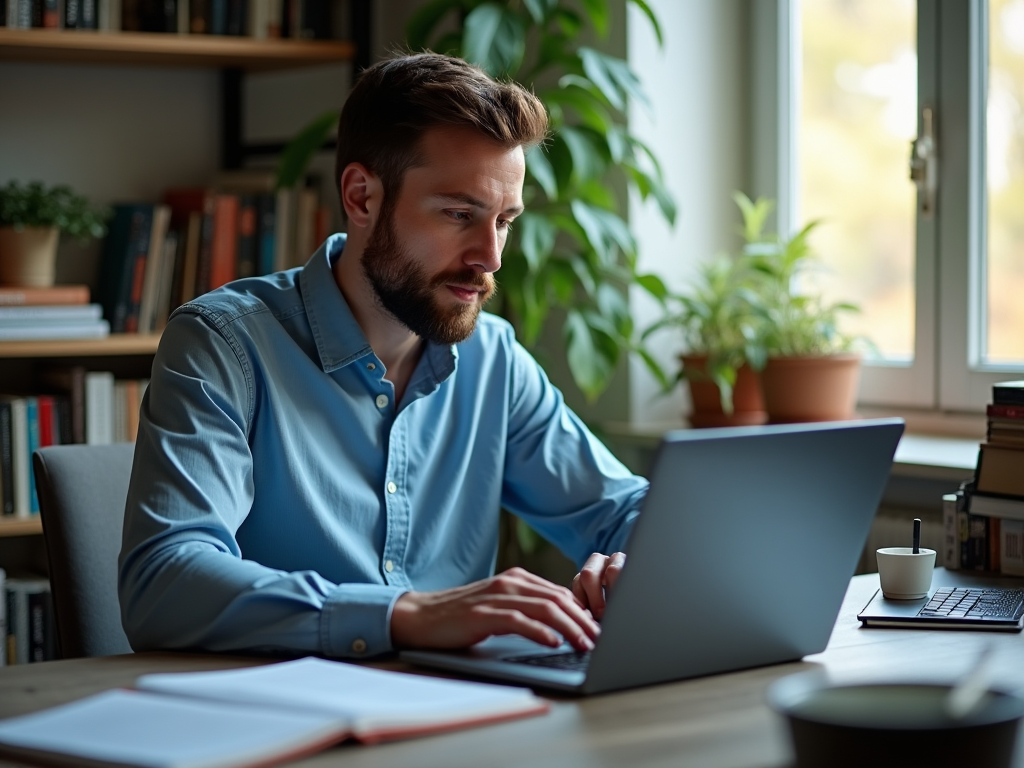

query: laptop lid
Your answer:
[401,418,905,694]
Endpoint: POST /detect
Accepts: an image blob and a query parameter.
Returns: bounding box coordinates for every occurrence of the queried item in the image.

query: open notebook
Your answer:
[0,657,548,768]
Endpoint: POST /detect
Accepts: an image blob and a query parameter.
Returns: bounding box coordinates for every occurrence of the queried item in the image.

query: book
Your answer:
[99,204,153,334]
[0,401,12,516]
[236,194,258,279]
[1,398,29,518]
[0,304,103,324]
[0,657,548,767]
[136,205,172,335]
[0,322,110,342]
[3,577,50,665]
[209,194,240,291]
[968,491,1024,521]
[153,230,179,331]
[85,371,115,446]
[942,492,959,569]
[1001,519,1024,577]
[37,365,86,444]
[975,442,1024,497]
[992,380,1024,406]
[25,398,38,515]
[0,285,89,307]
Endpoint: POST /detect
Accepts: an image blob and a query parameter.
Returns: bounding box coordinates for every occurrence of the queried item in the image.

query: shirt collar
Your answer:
[299,233,458,382]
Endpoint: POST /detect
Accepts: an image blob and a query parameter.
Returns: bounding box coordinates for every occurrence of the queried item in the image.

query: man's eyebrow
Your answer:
[432,192,523,216]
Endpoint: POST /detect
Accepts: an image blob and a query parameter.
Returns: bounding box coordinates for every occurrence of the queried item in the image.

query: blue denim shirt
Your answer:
[119,234,647,658]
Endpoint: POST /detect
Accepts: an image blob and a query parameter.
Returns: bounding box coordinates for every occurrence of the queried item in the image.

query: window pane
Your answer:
[986,0,1024,364]
[799,0,917,361]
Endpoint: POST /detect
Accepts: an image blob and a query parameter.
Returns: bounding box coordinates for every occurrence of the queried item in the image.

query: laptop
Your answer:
[401,418,905,694]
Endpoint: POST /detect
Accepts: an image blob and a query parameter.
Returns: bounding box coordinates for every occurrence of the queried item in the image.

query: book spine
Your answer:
[13,584,27,665]
[987,403,1024,419]
[64,0,78,26]
[208,0,222,33]
[990,516,1001,573]
[37,396,55,449]
[85,371,115,446]
[8,399,28,518]
[0,403,12,516]
[113,380,127,444]
[25,398,39,515]
[236,195,258,279]
[966,514,989,570]
[5,585,17,665]
[28,589,46,662]
[0,568,5,667]
[942,493,959,569]
[80,0,95,26]
[42,0,58,26]
[993,385,1024,407]
[0,285,90,307]
[257,192,276,275]
[188,0,205,32]
[57,396,73,445]
[194,197,216,296]
[1001,519,1024,576]
[209,194,239,290]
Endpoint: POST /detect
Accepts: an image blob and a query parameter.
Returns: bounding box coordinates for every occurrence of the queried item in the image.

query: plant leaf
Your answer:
[525,145,558,200]
[522,0,557,25]
[636,272,669,302]
[517,212,556,271]
[628,0,663,46]
[565,309,614,402]
[405,0,464,51]
[464,3,526,76]
[579,47,652,112]
[559,126,607,182]
[275,111,338,190]
[570,200,636,264]
[580,0,609,37]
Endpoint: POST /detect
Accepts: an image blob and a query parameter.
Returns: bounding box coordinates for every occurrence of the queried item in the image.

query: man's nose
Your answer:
[465,223,503,273]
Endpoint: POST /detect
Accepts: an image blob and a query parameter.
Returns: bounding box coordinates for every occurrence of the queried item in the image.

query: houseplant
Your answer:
[0,181,108,287]
[739,194,863,423]
[276,0,676,403]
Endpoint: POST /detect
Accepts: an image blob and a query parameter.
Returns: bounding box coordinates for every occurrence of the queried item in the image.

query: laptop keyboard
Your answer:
[504,650,592,672]
[918,587,1024,620]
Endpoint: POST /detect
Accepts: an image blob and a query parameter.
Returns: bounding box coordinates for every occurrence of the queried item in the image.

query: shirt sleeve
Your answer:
[500,335,648,567]
[118,309,404,658]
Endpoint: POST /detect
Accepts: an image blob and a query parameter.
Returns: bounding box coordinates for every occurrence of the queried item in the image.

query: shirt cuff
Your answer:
[320,583,406,658]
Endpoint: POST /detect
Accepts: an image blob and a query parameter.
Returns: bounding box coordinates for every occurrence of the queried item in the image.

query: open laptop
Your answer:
[401,418,905,694]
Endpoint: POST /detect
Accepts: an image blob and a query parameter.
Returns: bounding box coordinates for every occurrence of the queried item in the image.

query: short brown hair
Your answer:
[335,52,548,219]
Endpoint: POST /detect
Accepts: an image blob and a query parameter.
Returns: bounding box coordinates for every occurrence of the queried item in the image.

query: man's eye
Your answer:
[497,219,513,232]
[447,210,470,221]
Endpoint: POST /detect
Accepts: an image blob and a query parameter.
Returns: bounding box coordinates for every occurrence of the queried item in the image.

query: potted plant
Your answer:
[0,181,108,287]
[740,194,863,423]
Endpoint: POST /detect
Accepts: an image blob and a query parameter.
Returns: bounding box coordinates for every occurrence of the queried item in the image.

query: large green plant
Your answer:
[277,0,675,402]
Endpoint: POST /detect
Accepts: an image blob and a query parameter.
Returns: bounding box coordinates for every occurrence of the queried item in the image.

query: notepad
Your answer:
[0,657,549,768]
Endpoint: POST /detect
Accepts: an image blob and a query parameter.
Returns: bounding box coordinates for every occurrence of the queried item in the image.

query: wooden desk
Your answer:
[2,570,1023,768]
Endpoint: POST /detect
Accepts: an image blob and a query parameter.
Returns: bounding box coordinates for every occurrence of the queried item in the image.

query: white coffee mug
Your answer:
[876,547,936,599]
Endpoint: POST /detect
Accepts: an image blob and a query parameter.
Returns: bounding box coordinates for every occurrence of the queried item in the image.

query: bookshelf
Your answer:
[0,518,43,538]
[0,334,161,359]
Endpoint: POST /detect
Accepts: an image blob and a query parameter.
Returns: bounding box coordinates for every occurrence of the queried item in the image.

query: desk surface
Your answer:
[2,570,1023,768]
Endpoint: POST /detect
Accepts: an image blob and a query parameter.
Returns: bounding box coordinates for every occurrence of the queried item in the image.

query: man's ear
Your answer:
[339,162,383,230]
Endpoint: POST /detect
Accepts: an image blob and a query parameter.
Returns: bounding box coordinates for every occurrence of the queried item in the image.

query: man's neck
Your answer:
[333,243,424,404]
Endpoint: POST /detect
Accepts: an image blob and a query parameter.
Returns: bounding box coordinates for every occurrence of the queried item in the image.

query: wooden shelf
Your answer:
[0,29,355,71]
[0,333,160,358]
[0,517,42,538]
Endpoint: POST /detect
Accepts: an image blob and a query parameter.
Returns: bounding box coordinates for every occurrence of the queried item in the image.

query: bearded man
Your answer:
[119,53,648,659]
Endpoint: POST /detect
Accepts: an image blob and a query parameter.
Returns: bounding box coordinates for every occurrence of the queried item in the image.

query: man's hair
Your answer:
[335,52,549,219]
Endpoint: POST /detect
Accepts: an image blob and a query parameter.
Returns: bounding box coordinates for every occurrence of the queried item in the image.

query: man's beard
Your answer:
[361,204,495,345]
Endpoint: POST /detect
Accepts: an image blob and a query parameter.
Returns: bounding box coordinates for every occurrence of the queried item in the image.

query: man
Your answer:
[119,53,648,660]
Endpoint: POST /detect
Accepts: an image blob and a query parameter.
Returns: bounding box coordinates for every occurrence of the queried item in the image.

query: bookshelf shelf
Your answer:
[0,517,43,538]
[0,29,355,71]
[0,334,161,359]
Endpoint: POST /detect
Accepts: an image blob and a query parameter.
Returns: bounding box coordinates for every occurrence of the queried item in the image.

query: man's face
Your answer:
[361,125,526,345]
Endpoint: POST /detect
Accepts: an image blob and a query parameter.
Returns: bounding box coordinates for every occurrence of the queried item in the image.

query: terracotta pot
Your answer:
[760,354,861,423]
[0,226,60,287]
[680,354,768,428]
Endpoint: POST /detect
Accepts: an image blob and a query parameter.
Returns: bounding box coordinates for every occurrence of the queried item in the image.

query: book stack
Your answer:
[1,0,333,38]
[100,174,330,332]
[0,285,108,342]
[1,369,148,518]
[942,380,1024,576]
[1,574,55,666]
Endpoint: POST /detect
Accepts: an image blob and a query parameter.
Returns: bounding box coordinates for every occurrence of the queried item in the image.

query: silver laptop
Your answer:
[401,418,905,694]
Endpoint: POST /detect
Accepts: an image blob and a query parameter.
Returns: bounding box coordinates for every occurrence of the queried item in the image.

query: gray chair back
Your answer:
[32,443,135,658]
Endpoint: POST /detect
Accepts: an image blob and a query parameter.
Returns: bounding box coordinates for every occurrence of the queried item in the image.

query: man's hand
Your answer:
[571,552,626,620]
[390,567,600,652]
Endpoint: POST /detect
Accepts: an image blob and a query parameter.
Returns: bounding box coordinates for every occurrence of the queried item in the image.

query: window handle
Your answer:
[910,106,939,218]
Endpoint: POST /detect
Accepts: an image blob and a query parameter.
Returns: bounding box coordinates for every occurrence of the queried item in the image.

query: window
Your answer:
[757,0,1024,413]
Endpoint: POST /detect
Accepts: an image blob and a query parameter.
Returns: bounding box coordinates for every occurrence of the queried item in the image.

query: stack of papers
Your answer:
[0,657,549,768]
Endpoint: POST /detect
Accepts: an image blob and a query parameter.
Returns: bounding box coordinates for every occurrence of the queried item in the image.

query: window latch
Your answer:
[909,106,938,218]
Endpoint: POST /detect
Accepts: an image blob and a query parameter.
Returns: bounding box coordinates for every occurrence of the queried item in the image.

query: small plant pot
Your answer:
[0,226,60,287]
[760,354,861,423]
[680,354,768,428]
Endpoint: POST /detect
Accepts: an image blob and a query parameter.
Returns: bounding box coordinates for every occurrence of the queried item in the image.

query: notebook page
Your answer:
[0,689,346,768]
[137,657,547,735]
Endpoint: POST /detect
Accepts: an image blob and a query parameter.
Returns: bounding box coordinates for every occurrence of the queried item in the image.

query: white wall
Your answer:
[627,0,750,426]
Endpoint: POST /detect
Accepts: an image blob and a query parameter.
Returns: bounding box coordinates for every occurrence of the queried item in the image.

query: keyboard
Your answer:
[504,650,592,672]
[917,587,1024,622]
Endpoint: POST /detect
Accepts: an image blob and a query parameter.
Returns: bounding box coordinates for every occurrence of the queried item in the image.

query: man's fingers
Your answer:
[604,551,627,591]
[577,553,609,618]
[477,597,595,651]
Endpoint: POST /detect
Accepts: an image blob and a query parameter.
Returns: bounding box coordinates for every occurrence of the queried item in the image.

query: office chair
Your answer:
[32,443,136,659]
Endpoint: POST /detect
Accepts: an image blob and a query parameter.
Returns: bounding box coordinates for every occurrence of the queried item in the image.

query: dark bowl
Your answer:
[768,672,1024,768]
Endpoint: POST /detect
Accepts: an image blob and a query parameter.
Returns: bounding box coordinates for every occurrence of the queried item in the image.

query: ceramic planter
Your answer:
[760,354,861,423]
[680,354,768,428]
[0,226,60,287]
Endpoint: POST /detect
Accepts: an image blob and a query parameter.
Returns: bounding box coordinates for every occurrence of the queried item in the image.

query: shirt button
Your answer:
[351,638,367,653]
[384,560,394,573]
[375,394,389,408]
[367,362,376,371]
[386,481,397,494]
